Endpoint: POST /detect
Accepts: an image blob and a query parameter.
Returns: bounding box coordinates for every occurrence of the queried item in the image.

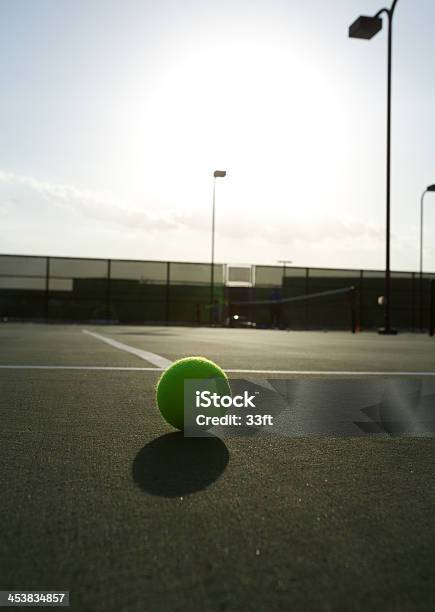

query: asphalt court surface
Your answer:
[1,324,434,611]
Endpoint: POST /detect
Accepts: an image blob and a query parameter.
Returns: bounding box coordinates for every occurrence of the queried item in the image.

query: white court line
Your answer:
[0,365,435,376]
[82,329,172,368]
[226,369,435,375]
[0,365,161,371]
[79,329,435,376]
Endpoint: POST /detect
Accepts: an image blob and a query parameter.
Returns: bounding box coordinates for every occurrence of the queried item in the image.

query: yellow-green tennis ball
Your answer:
[156,356,230,431]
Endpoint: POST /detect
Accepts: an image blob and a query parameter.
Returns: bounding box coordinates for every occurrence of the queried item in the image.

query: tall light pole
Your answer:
[419,184,435,329]
[349,1,399,335]
[210,170,226,324]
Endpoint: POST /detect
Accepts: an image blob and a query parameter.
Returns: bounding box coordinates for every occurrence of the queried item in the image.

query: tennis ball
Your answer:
[156,356,230,431]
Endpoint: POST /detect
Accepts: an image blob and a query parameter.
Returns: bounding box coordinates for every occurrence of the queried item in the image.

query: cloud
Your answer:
[0,197,17,216]
[0,170,179,231]
[0,170,385,246]
[263,216,385,245]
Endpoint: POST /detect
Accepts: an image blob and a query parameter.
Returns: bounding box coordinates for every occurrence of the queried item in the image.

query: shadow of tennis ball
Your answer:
[132,432,229,497]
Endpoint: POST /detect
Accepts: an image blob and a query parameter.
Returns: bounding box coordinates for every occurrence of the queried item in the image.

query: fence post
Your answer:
[410,272,414,331]
[305,267,309,328]
[106,259,111,322]
[350,286,357,334]
[430,279,434,337]
[165,262,170,325]
[45,257,50,322]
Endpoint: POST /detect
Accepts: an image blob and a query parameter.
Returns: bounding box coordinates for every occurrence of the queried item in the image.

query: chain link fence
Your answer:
[0,254,433,331]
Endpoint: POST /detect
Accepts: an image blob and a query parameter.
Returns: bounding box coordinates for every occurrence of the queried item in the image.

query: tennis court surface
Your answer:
[1,324,434,611]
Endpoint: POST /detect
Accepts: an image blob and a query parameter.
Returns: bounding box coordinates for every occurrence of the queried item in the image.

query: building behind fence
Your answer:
[0,254,433,330]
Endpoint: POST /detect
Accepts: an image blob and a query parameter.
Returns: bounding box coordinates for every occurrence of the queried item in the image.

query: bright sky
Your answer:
[1,0,435,271]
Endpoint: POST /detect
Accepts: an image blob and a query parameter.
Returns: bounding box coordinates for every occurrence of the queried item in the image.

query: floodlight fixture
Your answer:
[349,15,383,40]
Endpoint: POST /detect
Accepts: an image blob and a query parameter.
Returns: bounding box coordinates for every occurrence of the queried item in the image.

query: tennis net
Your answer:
[229,286,357,332]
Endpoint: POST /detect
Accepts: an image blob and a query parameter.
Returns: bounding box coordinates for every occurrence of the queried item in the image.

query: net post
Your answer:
[429,279,434,337]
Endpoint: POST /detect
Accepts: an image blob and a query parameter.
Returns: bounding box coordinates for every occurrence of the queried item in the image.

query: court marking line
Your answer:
[0,365,162,371]
[82,329,172,368]
[0,365,435,376]
[225,369,435,375]
[79,329,435,377]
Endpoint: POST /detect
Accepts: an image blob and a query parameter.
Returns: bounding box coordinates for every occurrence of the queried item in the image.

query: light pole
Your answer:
[419,184,435,329]
[349,1,399,335]
[210,170,226,324]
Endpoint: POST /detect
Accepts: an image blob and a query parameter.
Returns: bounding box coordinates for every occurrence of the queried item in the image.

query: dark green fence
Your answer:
[0,254,433,330]
[0,255,224,325]
[250,265,434,331]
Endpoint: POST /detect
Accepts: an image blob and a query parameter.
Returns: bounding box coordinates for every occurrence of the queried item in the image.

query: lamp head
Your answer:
[213,170,226,178]
[427,185,435,192]
[349,15,382,39]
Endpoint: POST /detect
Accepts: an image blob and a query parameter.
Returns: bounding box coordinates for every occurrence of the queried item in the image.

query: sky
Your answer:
[0,0,435,271]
